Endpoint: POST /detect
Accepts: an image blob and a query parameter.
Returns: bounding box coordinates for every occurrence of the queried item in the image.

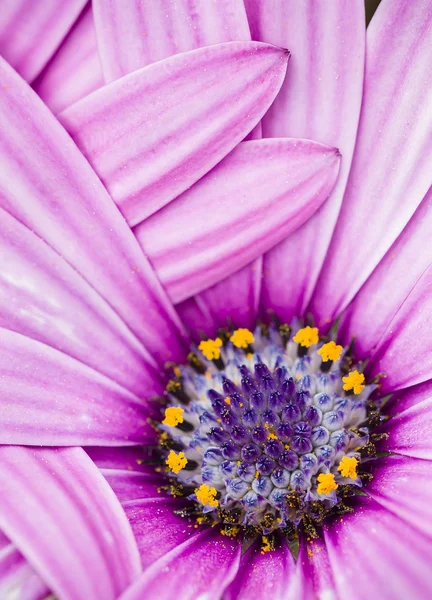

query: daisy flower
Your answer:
[0,1,431,600]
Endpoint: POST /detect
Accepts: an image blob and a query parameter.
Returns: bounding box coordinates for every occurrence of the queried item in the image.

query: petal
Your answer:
[101,470,161,503]
[0,328,155,446]
[379,395,432,460]
[93,0,250,82]
[60,41,289,226]
[0,0,86,82]
[0,446,141,600]
[120,528,241,600]
[86,446,156,473]
[324,497,432,600]
[367,265,432,393]
[0,206,162,398]
[312,0,432,322]
[176,298,217,341]
[122,497,198,568]
[0,534,49,600]
[34,5,104,114]
[225,541,296,600]
[136,139,341,304]
[0,56,187,365]
[368,455,432,537]
[340,189,432,356]
[244,0,365,321]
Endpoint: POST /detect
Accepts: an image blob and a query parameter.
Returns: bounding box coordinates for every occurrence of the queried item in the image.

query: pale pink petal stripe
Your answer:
[60,41,289,226]
[0,0,86,82]
[0,328,156,446]
[135,139,341,304]
[0,207,162,397]
[93,0,250,82]
[0,533,49,600]
[34,5,104,114]
[120,528,241,600]
[341,188,432,356]
[0,447,141,600]
[312,0,432,323]
[367,265,432,393]
[0,56,187,366]
[243,0,365,322]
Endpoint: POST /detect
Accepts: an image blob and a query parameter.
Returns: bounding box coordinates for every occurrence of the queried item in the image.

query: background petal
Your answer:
[0,446,141,600]
[136,139,340,303]
[60,41,289,225]
[312,0,432,323]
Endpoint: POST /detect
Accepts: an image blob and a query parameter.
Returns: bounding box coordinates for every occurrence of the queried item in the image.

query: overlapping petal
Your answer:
[136,138,341,303]
[0,0,86,82]
[368,265,432,392]
[60,41,289,225]
[120,528,241,600]
[93,0,251,82]
[0,328,155,446]
[244,0,365,322]
[0,446,141,600]
[324,497,432,599]
[0,56,187,366]
[312,0,432,323]
[34,5,104,114]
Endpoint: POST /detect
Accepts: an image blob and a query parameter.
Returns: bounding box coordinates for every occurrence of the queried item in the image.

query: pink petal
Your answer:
[0,56,187,366]
[34,5,104,114]
[312,0,432,323]
[0,328,155,446]
[225,542,296,600]
[0,534,49,600]
[120,528,241,600]
[0,207,162,398]
[123,497,198,568]
[176,298,217,340]
[0,0,86,82]
[387,380,432,416]
[368,455,432,537]
[136,139,341,304]
[60,41,289,226]
[86,446,156,473]
[379,396,432,460]
[324,497,432,600]
[340,189,432,356]
[0,446,141,600]
[367,265,432,393]
[100,470,161,503]
[244,0,365,322]
[93,0,250,82]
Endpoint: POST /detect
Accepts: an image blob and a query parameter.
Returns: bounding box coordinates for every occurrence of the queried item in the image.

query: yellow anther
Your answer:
[318,341,343,362]
[267,432,278,440]
[255,470,260,479]
[247,352,253,360]
[224,397,231,405]
[230,328,255,349]
[342,370,365,395]
[293,326,319,348]
[317,473,338,495]
[166,450,188,474]
[261,536,272,554]
[338,456,359,480]
[198,338,223,360]
[162,406,184,427]
[195,484,219,507]
[173,366,181,377]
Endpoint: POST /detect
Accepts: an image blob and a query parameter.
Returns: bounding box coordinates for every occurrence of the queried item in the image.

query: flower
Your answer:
[0,1,431,600]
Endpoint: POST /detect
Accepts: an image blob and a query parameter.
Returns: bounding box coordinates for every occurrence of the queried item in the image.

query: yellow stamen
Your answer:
[261,536,272,554]
[198,338,223,360]
[342,370,365,395]
[230,328,255,349]
[317,473,338,495]
[224,397,231,405]
[338,456,359,480]
[166,450,188,474]
[293,326,319,348]
[162,406,184,427]
[318,341,343,362]
[267,432,278,440]
[195,484,219,507]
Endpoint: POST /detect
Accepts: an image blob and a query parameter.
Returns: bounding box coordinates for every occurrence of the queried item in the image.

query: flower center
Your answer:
[153,320,387,551]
